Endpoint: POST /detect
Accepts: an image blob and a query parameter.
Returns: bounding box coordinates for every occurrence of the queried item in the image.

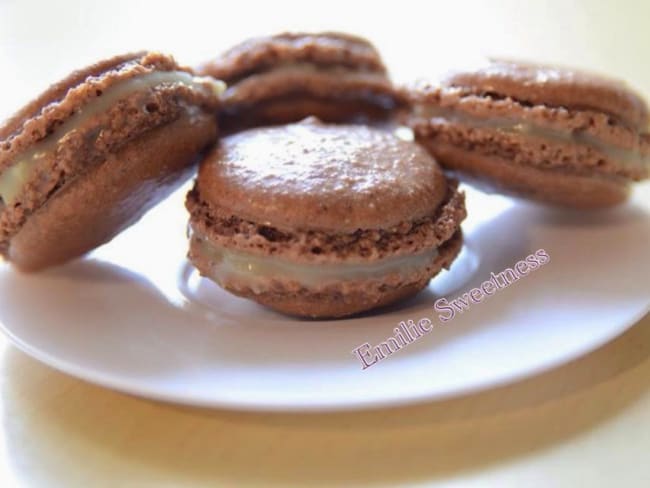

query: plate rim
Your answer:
[1,302,647,412]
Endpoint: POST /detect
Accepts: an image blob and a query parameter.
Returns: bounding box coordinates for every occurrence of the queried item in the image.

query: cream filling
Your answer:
[0,71,225,205]
[415,105,650,169]
[195,234,439,293]
[224,62,389,97]
[233,61,381,81]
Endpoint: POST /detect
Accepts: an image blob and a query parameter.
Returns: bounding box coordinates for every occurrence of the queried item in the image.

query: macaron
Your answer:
[0,52,224,271]
[402,59,650,208]
[186,117,466,318]
[196,32,403,132]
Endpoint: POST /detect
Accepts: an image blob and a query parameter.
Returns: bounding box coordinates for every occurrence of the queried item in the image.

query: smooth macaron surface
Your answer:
[0,52,223,271]
[403,59,650,208]
[195,117,449,233]
[186,118,466,318]
[197,32,403,132]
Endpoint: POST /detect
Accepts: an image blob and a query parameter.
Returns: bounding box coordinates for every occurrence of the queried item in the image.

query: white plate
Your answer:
[1,183,649,411]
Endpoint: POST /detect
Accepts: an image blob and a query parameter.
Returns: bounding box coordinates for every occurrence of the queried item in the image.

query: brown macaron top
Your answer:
[196,32,388,83]
[196,117,449,233]
[441,59,649,131]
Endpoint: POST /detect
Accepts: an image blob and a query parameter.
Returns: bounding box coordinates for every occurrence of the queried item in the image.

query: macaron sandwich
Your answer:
[0,52,223,271]
[197,32,403,132]
[402,59,650,207]
[186,118,466,318]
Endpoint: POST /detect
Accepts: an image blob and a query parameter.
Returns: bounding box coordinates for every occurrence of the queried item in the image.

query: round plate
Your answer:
[1,183,649,411]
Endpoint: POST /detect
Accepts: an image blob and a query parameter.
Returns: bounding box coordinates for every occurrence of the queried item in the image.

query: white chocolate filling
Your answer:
[0,71,225,205]
[415,105,650,170]
[223,62,391,102]
[194,234,439,294]
[229,61,381,82]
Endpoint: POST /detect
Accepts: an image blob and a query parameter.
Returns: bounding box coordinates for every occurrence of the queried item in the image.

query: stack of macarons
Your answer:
[1,33,648,318]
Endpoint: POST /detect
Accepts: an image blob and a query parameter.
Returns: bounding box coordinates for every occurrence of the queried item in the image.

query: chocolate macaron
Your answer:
[186,117,466,318]
[403,60,650,208]
[197,32,403,132]
[0,52,224,271]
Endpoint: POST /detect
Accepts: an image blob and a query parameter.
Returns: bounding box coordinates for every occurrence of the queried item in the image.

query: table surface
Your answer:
[1,0,649,486]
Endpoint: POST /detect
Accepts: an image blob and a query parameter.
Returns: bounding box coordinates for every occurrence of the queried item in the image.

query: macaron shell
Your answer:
[0,52,144,143]
[231,278,428,319]
[196,120,450,232]
[424,140,629,208]
[0,52,201,176]
[9,111,216,272]
[187,179,466,264]
[445,60,649,130]
[197,32,387,82]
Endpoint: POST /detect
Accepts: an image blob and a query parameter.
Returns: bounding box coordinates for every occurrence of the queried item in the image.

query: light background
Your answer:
[0,0,649,487]
[1,0,650,118]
